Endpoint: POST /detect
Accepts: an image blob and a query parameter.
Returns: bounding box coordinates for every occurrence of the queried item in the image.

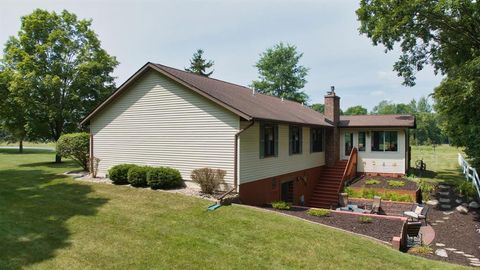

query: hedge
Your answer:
[127,166,152,187]
[56,132,90,170]
[147,167,183,189]
[109,164,139,185]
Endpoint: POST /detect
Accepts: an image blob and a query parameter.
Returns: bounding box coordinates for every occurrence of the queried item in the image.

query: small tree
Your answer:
[185,49,214,77]
[191,168,226,194]
[252,42,309,103]
[57,133,89,170]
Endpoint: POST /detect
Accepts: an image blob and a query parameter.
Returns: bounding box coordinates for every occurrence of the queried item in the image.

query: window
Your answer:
[358,132,366,151]
[260,123,278,158]
[345,132,353,156]
[310,128,323,152]
[371,131,398,152]
[289,125,302,155]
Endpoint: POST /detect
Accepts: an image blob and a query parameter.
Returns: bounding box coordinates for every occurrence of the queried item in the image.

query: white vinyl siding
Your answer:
[90,70,239,185]
[340,128,407,174]
[239,122,325,184]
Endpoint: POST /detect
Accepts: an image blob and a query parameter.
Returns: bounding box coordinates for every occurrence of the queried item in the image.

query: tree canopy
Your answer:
[252,42,309,103]
[357,0,480,166]
[1,9,118,161]
[310,103,324,113]
[344,105,368,115]
[185,49,214,77]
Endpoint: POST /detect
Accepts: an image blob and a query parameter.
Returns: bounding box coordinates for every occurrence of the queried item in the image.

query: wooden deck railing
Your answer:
[458,153,480,198]
[339,147,358,192]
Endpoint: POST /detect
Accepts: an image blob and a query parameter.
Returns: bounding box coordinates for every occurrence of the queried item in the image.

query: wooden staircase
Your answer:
[308,160,348,209]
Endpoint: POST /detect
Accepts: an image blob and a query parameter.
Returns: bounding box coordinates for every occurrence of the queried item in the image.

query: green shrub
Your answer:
[147,167,183,189]
[409,244,433,254]
[109,164,139,184]
[271,201,290,210]
[128,166,152,187]
[387,180,406,187]
[365,179,380,185]
[307,208,331,217]
[358,216,373,223]
[191,168,226,194]
[346,187,415,202]
[455,181,476,197]
[417,179,436,201]
[56,132,90,170]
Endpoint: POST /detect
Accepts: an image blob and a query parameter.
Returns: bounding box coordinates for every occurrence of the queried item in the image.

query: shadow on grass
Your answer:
[0,148,54,155]
[0,167,108,269]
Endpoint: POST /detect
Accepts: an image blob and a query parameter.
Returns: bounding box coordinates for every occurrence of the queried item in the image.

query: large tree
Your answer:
[0,69,27,152]
[252,42,309,103]
[185,49,214,77]
[1,9,118,162]
[310,103,324,113]
[344,105,368,115]
[357,0,480,166]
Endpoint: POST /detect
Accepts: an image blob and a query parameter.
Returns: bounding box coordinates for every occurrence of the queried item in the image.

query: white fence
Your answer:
[458,153,480,198]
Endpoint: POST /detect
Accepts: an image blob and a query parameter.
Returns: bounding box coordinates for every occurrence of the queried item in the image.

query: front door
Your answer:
[281,181,294,203]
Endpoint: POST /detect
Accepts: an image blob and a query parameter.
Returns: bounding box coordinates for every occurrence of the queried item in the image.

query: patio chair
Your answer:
[406,221,423,247]
[370,196,382,214]
[403,204,429,225]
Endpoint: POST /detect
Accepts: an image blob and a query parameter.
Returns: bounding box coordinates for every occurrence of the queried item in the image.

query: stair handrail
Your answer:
[339,147,358,192]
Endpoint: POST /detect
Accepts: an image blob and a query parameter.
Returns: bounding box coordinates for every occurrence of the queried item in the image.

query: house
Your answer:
[81,62,415,208]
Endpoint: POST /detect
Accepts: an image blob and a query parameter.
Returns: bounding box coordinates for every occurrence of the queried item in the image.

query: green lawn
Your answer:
[0,141,55,149]
[0,148,466,269]
[410,144,466,185]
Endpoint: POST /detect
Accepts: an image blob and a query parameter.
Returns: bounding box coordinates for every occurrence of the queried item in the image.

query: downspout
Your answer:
[234,120,255,189]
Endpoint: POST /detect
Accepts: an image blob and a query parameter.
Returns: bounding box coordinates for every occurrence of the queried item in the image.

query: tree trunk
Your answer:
[55,153,62,163]
[19,140,23,153]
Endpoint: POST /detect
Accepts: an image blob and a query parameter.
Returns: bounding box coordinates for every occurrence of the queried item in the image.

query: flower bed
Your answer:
[265,206,406,244]
[347,176,419,202]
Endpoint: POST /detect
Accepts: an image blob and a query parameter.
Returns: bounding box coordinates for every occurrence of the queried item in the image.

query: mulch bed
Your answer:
[263,206,404,243]
[348,198,413,216]
[350,175,418,191]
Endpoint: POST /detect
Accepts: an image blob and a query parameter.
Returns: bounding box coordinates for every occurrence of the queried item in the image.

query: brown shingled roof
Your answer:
[81,62,332,127]
[339,114,416,128]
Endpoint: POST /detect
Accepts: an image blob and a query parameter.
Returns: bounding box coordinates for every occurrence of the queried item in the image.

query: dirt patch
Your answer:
[264,206,405,243]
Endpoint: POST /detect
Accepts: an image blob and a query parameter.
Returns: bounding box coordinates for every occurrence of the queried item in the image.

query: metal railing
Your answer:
[458,153,480,198]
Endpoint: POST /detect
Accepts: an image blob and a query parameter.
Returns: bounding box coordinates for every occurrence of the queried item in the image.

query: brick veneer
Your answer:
[239,166,325,206]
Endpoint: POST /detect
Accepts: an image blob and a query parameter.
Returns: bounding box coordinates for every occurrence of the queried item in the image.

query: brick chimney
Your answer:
[324,86,340,166]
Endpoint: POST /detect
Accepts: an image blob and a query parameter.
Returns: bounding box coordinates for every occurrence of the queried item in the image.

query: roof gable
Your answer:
[81,62,332,127]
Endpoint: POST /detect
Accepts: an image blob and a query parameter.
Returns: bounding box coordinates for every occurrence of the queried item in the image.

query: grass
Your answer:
[410,144,465,185]
[358,216,373,224]
[365,179,381,185]
[0,148,466,269]
[387,180,406,187]
[0,141,55,149]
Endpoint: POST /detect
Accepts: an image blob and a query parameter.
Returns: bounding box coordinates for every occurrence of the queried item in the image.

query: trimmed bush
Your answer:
[147,167,183,189]
[191,168,226,194]
[358,216,373,223]
[455,181,476,197]
[128,166,152,187]
[387,180,406,187]
[109,164,139,184]
[365,179,380,185]
[307,208,331,217]
[56,132,90,170]
[271,201,290,210]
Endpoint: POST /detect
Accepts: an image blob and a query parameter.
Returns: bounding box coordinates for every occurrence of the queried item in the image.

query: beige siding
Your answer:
[340,128,406,174]
[90,70,239,185]
[239,122,325,183]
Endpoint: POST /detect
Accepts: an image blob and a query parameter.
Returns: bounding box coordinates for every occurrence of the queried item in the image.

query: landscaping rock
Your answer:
[435,249,448,258]
[439,184,450,190]
[445,248,457,251]
[443,211,454,215]
[456,199,463,204]
[469,201,479,209]
[426,199,439,206]
[440,204,452,210]
[442,216,450,220]
[435,243,446,247]
[439,191,450,196]
[439,198,451,203]
[454,250,465,254]
[456,205,469,214]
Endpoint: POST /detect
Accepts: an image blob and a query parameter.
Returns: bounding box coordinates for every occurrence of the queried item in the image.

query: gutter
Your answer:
[234,120,255,189]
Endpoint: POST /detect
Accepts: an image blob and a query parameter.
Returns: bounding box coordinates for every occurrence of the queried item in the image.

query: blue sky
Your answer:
[0,0,442,110]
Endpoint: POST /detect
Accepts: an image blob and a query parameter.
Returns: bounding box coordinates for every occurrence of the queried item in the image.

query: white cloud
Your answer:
[370,90,385,96]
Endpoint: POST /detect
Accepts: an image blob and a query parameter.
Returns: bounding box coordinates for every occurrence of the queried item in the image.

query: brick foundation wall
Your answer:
[239,166,325,206]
